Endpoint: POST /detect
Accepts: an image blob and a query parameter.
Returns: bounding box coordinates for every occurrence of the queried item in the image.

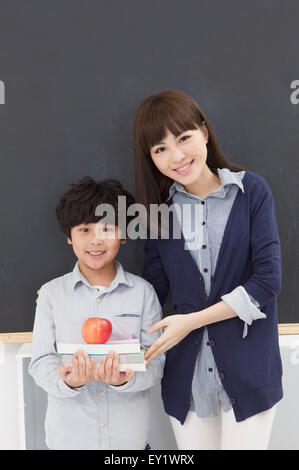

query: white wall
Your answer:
[0,344,20,450]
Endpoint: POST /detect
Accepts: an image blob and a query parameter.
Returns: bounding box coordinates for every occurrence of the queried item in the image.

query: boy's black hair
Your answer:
[56,176,136,239]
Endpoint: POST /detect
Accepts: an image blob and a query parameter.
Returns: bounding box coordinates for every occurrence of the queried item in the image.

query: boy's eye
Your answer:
[103,227,112,232]
[81,227,89,232]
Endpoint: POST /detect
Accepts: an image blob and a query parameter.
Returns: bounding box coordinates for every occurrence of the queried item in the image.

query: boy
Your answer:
[28,177,165,450]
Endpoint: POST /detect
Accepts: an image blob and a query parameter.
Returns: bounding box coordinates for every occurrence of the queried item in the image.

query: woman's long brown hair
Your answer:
[134,90,246,235]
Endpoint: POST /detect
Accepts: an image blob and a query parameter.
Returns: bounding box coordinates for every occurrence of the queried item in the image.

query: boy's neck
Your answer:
[78,260,117,287]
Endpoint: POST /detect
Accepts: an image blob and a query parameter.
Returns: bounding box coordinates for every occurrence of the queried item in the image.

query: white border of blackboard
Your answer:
[0,325,298,343]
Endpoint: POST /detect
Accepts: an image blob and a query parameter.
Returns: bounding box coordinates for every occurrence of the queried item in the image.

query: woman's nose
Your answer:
[171,145,185,164]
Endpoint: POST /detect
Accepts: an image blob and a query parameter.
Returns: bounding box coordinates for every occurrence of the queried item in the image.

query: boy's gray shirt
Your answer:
[28,260,165,450]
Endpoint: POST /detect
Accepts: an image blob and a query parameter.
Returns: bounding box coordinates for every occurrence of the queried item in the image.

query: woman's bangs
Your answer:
[143,103,198,150]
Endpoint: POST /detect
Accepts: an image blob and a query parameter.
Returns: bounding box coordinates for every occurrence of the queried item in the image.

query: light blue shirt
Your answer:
[28,260,165,450]
[168,168,266,417]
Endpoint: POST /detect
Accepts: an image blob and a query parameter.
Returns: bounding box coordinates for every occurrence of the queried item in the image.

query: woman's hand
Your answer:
[144,301,239,362]
[93,350,134,386]
[59,349,96,389]
[144,314,196,363]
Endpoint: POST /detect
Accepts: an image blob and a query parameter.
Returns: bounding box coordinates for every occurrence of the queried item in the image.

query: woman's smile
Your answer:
[174,159,194,175]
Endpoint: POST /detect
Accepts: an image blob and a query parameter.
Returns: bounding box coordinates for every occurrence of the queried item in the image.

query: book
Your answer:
[57,338,140,356]
[57,339,147,371]
[60,351,147,372]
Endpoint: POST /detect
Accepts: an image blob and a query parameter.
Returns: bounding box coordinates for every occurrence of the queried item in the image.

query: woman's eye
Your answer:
[155,146,165,154]
[180,135,191,143]
[103,227,112,232]
[81,227,89,232]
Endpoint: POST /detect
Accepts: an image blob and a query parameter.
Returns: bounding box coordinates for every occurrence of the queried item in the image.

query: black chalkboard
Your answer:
[0,0,298,333]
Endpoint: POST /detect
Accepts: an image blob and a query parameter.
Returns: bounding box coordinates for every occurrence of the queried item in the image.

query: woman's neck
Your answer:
[183,165,221,199]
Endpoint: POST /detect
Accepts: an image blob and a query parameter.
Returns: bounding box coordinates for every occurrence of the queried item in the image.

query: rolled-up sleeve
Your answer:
[108,283,165,393]
[28,285,81,398]
[221,286,266,338]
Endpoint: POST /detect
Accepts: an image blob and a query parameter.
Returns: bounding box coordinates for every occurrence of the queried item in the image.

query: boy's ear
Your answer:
[67,237,72,245]
[120,239,127,245]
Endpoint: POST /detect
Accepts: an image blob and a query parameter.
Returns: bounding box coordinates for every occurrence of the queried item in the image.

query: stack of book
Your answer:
[57,338,146,371]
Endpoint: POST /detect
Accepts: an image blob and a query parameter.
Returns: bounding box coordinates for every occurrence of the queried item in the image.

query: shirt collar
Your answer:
[167,167,244,201]
[71,260,134,291]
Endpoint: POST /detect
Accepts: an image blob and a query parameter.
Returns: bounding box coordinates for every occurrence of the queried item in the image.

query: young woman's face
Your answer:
[150,125,209,185]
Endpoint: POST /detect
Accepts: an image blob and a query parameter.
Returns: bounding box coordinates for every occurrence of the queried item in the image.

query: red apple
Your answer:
[82,317,112,344]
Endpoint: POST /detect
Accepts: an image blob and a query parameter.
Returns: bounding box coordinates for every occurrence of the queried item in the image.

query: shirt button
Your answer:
[204,268,208,273]
[100,422,105,428]
[201,201,205,205]
[219,372,225,380]
[96,298,101,302]
[207,340,215,347]
[202,245,207,249]
[202,221,206,225]
[208,367,213,372]
[230,398,236,405]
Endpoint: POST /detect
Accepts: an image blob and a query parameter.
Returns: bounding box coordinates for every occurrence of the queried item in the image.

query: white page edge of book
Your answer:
[57,342,140,354]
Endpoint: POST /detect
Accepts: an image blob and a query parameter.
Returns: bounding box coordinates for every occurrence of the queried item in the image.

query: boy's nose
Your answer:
[93,225,106,242]
[90,235,105,244]
[90,231,105,243]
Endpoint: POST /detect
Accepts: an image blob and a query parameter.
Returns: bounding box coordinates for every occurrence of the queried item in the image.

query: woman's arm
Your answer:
[144,300,237,362]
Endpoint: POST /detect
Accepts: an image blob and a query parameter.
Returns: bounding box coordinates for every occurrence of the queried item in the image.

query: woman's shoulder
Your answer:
[243,170,273,195]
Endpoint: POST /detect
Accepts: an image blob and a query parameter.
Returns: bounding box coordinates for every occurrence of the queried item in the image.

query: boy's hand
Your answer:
[93,350,134,386]
[59,350,96,389]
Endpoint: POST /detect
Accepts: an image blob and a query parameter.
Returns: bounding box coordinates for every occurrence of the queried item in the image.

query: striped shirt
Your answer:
[167,168,266,417]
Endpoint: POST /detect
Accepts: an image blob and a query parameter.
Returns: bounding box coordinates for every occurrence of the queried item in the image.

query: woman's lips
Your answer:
[174,159,194,174]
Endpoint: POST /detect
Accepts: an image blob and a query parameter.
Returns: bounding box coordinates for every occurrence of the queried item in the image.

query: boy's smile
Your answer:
[67,222,126,285]
[87,250,106,258]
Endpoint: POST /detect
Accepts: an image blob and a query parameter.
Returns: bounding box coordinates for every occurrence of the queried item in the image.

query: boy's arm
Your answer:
[108,283,165,393]
[28,285,82,398]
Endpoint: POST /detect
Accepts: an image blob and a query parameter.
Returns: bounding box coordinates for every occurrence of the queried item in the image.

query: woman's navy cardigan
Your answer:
[143,171,283,423]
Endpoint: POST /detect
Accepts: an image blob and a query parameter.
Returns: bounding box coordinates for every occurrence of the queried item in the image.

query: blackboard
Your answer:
[0,0,298,333]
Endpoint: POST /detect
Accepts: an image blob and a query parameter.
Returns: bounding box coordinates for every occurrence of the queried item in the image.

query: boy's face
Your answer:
[67,222,126,273]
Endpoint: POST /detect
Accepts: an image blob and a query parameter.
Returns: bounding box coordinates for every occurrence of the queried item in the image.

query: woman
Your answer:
[134,90,283,450]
